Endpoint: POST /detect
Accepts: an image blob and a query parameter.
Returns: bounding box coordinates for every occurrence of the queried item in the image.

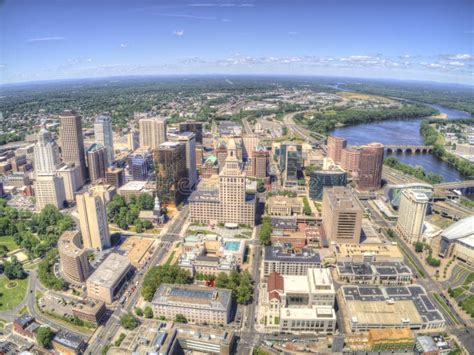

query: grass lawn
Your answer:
[463,273,474,286]
[165,251,176,266]
[450,287,465,298]
[0,275,28,311]
[459,295,474,318]
[0,236,20,252]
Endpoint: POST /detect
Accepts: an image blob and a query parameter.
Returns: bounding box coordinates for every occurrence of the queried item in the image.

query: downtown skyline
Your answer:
[0,0,473,85]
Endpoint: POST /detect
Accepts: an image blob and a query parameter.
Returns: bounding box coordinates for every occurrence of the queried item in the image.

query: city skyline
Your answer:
[1,0,473,85]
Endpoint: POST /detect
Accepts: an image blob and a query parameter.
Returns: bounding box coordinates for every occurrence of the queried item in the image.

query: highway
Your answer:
[282,111,325,144]
[85,206,188,354]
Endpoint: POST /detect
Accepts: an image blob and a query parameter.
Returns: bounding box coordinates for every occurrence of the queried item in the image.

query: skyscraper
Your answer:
[327,136,347,164]
[33,126,66,210]
[396,189,429,244]
[139,117,167,149]
[357,143,384,191]
[215,141,228,173]
[94,115,114,164]
[340,148,361,174]
[127,129,140,151]
[176,132,197,189]
[58,230,91,284]
[76,190,110,251]
[128,148,153,181]
[33,127,60,174]
[154,141,187,206]
[87,144,108,183]
[242,134,260,160]
[251,147,269,179]
[283,144,302,186]
[322,187,363,244]
[179,121,203,144]
[309,170,347,200]
[105,167,125,188]
[59,110,87,186]
[56,163,80,201]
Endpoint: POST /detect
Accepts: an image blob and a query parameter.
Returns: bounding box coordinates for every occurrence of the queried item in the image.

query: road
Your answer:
[85,206,188,354]
[282,111,325,144]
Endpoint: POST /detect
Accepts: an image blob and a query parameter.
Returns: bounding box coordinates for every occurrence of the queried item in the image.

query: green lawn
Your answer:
[450,287,465,298]
[460,295,474,318]
[463,273,474,286]
[0,236,20,252]
[0,275,28,311]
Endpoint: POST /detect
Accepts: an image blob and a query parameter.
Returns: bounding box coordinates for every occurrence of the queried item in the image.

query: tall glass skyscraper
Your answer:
[309,170,347,200]
[94,115,114,164]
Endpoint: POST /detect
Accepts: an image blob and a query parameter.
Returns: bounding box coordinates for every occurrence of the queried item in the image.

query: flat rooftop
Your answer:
[264,246,321,264]
[87,253,131,288]
[337,243,403,259]
[337,261,412,277]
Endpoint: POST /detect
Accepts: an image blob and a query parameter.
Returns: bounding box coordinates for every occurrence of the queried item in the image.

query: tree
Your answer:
[144,306,153,319]
[415,242,424,253]
[142,220,153,230]
[174,314,188,323]
[135,220,143,234]
[137,193,154,210]
[135,307,143,317]
[36,326,55,349]
[259,217,272,246]
[4,256,27,280]
[256,180,265,193]
[302,197,312,216]
[141,265,191,301]
[120,313,139,330]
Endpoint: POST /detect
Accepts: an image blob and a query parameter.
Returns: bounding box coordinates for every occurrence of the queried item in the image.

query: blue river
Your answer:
[331,104,471,182]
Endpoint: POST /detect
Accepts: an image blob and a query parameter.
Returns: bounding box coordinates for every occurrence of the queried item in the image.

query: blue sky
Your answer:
[0,0,473,84]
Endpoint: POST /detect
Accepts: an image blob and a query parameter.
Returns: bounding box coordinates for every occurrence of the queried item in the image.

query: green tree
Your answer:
[256,180,265,193]
[144,306,153,319]
[415,242,424,253]
[302,197,312,216]
[120,313,139,330]
[3,256,27,280]
[36,326,55,349]
[174,314,188,323]
[137,193,154,210]
[135,307,143,317]
[259,217,272,246]
[141,265,191,301]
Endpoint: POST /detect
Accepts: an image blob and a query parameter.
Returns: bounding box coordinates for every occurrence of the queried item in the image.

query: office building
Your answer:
[357,143,384,191]
[154,141,188,206]
[396,189,429,244]
[264,269,336,334]
[105,166,125,188]
[327,136,347,164]
[86,253,132,303]
[76,190,110,250]
[58,230,90,284]
[309,170,347,200]
[56,164,80,201]
[195,144,204,171]
[139,116,167,149]
[87,144,108,183]
[242,134,260,160]
[189,139,257,226]
[263,246,321,277]
[127,129,140,151]
[339,285,445,331]
[250,146,269,179]
[215,141,228,172]
[179,121,203,144]
[280,143,302,186]
[128,148,153,181]
[52,331,86,355]
[33,127,60,174]
[94,115,114,163]
[117,180,155,202]
[35,174,66,210]
[341,147,361,174]
[322,187,363,244]
[267,196,303,216]
[152,284,232,325]
[337,244,404,263]
[336,261,413,285]
[176,132,197,189]
[59,110,87,185]
[438,215,474,265]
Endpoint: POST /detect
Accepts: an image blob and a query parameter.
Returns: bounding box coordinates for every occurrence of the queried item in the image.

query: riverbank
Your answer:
[420,120,474,178]
[384,156,443,184]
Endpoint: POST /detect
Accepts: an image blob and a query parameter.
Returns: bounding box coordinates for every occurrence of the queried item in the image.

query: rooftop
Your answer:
[264,246,321,264]
[87,253,131,288]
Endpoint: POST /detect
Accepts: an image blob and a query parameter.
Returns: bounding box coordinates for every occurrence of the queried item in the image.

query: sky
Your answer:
[0,0,473,85]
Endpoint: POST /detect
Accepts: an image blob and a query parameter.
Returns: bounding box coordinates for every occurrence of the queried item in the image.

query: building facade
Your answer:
[396,189,429,244]
[94,115,114,163]
[58,230,90,283]
[87,144,108,183]
[139,117,167,149]
[76,190,110,250]
[327,136,347,164]
[309,170,348,200]
[176,132,198,189]
[357,143,384,191]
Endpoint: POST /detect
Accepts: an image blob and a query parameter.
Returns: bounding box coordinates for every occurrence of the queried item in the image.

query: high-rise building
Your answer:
[327,136,347,164]
[128,148,153,181]
[139,117,167,150]
[242,134,260,160]
[195,144,204,171]
[176,132,197,189]
[215,141,228,173]
[35,174,66,210]
[56,164,80,201]
[33,127,60,174]
[94,115,114,164]
[87,144,108,183]
[127,130,140,151]
[357,143,384,191]
[309,170,347,200]
[396,189,429,244]
[341,148,361,174]
[322,187,363,244]
[76,190,110,250]
[154,141,187,206]
[250,147,269,179]
[59,110,87,185]
[179,121,203,144]
[284,145,302,186]
[105,167,125,188]
[58,230,90,284]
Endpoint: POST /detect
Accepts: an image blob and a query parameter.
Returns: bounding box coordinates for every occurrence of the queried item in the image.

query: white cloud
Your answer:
[119,43,128,48]
[87,58,93,62]
[27,36,64,42]
[446,53,472,61]
[448,61,465,67]
[173,30,185,37]
[154,13,217,21]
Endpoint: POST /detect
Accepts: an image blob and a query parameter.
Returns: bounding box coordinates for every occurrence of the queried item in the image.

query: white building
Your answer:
[35,174,66,210]
[139,117,167,150]
[33,127,60,174]
[396,189,429,244]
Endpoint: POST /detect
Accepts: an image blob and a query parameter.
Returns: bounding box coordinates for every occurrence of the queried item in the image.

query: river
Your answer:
[331,104,471,182]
